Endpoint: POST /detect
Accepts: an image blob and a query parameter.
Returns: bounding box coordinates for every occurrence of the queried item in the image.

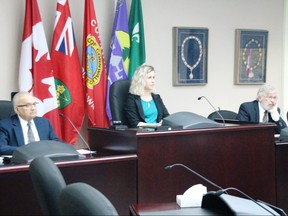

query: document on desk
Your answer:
[76,149,96,155]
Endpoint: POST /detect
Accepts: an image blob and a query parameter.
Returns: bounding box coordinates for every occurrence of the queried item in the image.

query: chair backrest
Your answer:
[207,110,238,121]
[29,156,66,216]
[109,79,131,125]
[0,100,15,120]
[59,182,118,216]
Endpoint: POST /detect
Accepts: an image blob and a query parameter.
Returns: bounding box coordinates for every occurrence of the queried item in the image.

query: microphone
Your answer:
[164,163,224,193]
[165,164,283,215]
[59,113,93,158]
[219,187,280,216]
[198,96,225,126]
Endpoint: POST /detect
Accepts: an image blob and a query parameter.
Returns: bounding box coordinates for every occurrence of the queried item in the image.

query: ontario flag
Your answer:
[51,0,85,144]
[82,0,109,128]
[106,0,130,124]
[19,0,62,139]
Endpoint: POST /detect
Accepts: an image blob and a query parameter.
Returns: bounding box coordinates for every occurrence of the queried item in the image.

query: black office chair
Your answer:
[109,79,131,125]
[11,91,18,100]
[0,100,16,120]
[59,182,118,216]
[207,110,238,121]
[29,156,66,216]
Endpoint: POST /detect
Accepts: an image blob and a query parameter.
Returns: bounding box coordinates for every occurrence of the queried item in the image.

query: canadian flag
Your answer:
[19,0,62,139]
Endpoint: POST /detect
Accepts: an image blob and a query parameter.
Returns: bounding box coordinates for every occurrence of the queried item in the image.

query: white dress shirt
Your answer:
[18,117,40,144]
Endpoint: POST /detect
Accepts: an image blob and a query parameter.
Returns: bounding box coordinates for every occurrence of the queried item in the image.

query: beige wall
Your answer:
[0,0,287,145]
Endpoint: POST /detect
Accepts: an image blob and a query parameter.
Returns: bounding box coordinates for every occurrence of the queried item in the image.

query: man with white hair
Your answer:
[0,92,60,155]
[236,84,287,134]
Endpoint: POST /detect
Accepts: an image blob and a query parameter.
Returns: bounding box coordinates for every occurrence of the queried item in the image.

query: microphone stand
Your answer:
[220,187,280,216]
[198,96,225,126]
[164,163,224,191]
[59,113,93,158]
[165,163,283,216]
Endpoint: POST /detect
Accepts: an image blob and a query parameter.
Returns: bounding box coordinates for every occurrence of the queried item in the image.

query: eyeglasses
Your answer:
[17,102,38,108]
[265,96,278,100]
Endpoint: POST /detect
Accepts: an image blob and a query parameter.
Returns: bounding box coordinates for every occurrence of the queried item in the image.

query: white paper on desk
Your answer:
[76,149,96,155]
[176,184,207,207]
[0,155,12,160]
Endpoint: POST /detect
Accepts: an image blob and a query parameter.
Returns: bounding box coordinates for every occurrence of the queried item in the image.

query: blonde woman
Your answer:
[125,65,169,128]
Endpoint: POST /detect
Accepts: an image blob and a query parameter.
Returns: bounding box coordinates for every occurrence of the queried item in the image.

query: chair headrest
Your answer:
[109,80,131,125]
[280,127,288,141]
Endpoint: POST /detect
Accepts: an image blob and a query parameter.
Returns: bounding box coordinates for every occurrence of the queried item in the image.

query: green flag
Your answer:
[128,0,146,79]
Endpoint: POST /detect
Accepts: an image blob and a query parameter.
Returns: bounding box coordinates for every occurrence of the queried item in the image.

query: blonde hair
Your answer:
[129,65,155,96]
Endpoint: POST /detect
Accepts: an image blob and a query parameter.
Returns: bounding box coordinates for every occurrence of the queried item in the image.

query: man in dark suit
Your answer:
[237,85,287,134]
[0,92,60,155]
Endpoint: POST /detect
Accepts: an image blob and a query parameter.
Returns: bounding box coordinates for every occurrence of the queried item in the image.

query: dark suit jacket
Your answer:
[0,115,60,155]
[125,93,170,128]
[236,100,287,134]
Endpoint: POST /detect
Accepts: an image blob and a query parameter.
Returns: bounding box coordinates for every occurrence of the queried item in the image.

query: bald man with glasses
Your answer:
[0,92,60,155]
[236,84,287,134]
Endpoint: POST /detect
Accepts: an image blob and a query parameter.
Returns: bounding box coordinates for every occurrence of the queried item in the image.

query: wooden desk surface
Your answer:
[89,124,277,206]
[275,141,288,213]
[129,203,221,216]
[0,154,137,215]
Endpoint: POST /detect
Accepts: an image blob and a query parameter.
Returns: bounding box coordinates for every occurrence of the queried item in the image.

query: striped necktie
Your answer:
[27,121,35,143]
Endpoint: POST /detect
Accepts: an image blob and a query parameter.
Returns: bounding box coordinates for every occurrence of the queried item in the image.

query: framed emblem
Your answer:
[234,29,268,85]
[173,27,208,86]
